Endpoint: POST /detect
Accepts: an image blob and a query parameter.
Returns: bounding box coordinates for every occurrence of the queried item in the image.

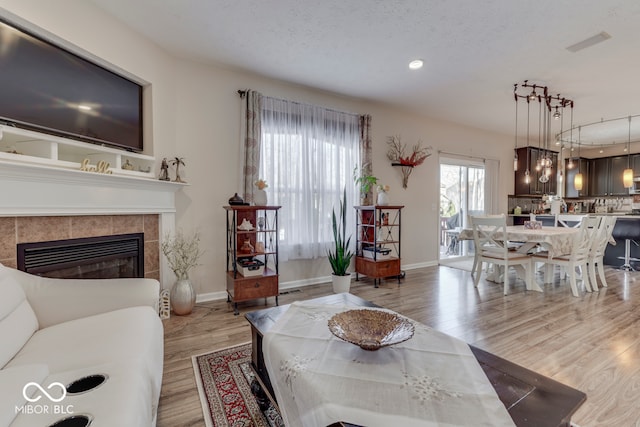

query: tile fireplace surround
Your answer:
[0,160,184,287]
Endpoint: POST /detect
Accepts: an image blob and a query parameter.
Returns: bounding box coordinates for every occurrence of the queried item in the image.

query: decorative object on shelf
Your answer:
[255,241,265,253]
[238,218,255,231]
[228,193,247,205]
[257,216,265,230]
[80,158,113,175]
[386,136,432,188]
[139,165,151,173]
[376,184,390,206]
[239,238,254,254]
[353,166,378,205]
[328,188,354,293]
[161,230,203,315]
[328,309,415,351]
[254,179,268,205]
[122,159,135,170]
[159,289,171,319]
[170,157,186,183]
[159,158,170,181]
[381,212,389,226]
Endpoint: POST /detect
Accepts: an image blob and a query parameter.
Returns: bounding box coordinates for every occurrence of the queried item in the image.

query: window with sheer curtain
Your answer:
[259,96,360,261]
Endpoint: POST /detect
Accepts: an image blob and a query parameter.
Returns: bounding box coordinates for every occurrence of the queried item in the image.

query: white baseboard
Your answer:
[195,261,439,303]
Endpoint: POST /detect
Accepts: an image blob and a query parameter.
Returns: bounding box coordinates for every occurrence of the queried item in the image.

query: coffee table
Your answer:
[245,293,585,427]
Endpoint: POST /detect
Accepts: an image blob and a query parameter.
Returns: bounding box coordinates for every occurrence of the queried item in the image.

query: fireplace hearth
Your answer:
[17,233,144,279]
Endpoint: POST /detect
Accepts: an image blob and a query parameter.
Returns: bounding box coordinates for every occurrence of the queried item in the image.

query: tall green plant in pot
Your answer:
[328,188,354,293]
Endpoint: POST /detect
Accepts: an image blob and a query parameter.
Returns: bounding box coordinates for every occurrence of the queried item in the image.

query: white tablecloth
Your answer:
[263,302,515,427]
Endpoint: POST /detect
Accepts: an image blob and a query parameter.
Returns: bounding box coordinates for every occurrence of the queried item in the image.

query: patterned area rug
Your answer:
[192,343,284,427]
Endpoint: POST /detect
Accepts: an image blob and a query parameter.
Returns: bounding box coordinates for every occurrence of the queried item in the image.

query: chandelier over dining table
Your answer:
[513,80,574,186]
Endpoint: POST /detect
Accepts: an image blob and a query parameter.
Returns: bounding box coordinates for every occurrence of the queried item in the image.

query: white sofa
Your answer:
[0,263,163,427]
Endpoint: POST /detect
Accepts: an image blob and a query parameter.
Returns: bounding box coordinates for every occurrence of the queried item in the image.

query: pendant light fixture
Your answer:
[623,116,633,188]
[574,126,583,191]
[567,107,575,169]
[524,95,531,184]
[513,85,519,171]
[514,81,573,187]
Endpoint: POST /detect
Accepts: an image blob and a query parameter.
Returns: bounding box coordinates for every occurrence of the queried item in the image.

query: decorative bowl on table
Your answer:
[328,309,415,351]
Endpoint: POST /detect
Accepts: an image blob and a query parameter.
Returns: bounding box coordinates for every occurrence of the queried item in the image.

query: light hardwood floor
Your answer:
[159,265,640,427]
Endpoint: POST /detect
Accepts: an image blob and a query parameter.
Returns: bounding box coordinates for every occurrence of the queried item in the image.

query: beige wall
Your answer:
[1,1,514,297]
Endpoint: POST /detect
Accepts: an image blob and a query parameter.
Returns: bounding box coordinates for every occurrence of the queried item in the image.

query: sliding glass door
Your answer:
[439,158,485,259]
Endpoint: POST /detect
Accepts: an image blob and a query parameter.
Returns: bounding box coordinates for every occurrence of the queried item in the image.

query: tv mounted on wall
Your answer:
[0,18,143,152]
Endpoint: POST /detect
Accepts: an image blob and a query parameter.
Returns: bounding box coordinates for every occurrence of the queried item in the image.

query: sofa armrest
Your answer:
[7,267,160,328]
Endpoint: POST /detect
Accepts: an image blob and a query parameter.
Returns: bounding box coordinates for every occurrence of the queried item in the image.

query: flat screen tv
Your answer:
[0,18,143,152]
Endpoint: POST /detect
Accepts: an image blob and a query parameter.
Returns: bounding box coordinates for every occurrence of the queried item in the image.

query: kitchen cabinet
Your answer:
[564,158,589,197]
[589,156,629,196]
[633,154,640,176]
[514,147,558,195]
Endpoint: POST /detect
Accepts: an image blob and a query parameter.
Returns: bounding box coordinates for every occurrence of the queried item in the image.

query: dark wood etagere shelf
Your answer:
[224,205,281,315]
[354,205,404,287]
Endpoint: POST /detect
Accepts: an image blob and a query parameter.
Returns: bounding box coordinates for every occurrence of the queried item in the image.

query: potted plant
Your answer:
[161,230,204,315]
[328,188,354,293]
[353,166,378,205]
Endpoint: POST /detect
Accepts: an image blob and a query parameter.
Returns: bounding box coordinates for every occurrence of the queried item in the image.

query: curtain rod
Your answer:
[438,150,500,163]
[237,90,247,98]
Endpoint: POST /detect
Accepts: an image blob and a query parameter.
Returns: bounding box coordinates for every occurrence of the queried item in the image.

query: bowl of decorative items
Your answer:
[328,309,415,351]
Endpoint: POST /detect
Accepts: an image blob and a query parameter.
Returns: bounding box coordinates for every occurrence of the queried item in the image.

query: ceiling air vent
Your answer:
[566,31,611,52]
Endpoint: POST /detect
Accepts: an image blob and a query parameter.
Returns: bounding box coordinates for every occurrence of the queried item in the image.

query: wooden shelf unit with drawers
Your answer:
[354,205,404,288]
[224,205,281,315]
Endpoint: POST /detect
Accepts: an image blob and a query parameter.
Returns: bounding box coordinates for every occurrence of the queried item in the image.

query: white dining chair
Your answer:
[587,216,617,290]
[470,215,533,295]
[531,218,595,297]
[555,213,587,228]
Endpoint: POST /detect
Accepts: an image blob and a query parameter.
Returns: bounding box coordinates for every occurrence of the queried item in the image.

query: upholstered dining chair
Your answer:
[587,216,617,290]
[470,214,533,295]
[531,217,597,297]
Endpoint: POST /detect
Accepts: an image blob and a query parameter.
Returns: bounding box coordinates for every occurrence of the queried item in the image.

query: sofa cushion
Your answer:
[0,364,49,427]
[0,266,38,368]
[5,306,164,415]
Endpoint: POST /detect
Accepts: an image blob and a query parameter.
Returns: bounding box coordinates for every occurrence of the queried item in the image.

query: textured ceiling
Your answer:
[89,0,640,151]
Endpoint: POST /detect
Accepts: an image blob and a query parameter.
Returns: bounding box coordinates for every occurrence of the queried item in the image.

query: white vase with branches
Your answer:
[161,230,203,315]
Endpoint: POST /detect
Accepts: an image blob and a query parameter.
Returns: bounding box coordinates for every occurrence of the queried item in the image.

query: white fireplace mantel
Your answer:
[0,158,186,287]
[0,159,185,217]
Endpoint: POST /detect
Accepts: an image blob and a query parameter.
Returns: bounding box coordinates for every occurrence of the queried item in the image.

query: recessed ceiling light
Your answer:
[408,59,423,70]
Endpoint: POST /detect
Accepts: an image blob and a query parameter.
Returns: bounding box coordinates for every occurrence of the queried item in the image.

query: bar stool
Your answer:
[612,219,640,271]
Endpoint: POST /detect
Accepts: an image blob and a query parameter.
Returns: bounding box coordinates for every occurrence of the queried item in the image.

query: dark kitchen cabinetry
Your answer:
[589,156,629,196]
[565,158,590,197]
[514,147,558,195]
[633,154,640,175]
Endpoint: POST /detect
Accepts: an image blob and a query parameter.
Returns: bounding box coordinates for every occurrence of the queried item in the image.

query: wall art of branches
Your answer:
[386,136,432,188]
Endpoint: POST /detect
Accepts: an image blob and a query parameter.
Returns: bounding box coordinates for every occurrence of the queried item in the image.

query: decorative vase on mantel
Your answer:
[171,276,196,315]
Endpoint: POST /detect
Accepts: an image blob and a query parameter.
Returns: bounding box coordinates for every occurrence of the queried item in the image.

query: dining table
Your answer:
[457,225,579,258]
[457,225,580,290]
